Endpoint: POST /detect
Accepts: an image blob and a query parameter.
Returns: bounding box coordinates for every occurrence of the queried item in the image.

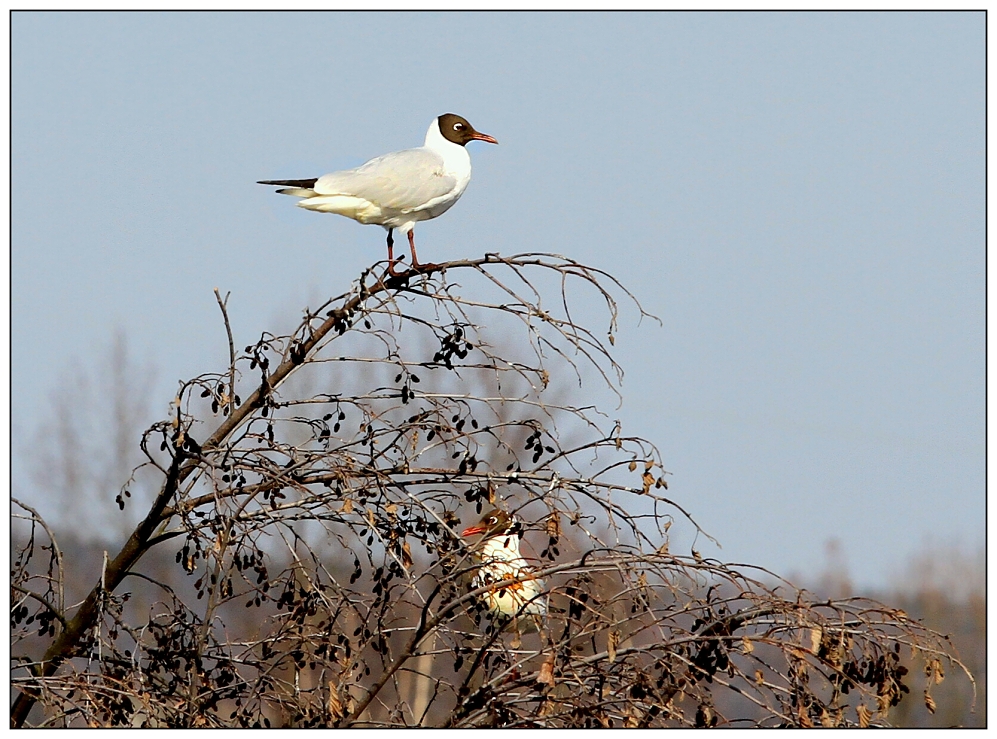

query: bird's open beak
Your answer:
[461,524,485,537]
[470,131,498,145]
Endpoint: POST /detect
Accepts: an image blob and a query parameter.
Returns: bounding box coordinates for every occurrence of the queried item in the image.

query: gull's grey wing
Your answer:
[313,148,457,213]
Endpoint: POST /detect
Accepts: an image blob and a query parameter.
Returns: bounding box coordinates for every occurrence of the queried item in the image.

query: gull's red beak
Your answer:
[470,131,498,145]
[461,524,486,537]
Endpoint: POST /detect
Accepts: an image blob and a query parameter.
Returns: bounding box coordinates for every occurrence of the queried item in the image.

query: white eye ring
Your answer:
[454,122,464,130]
[487,516,497,524]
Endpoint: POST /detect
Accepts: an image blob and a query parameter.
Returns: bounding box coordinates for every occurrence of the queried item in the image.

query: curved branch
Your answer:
[10,584,68,629]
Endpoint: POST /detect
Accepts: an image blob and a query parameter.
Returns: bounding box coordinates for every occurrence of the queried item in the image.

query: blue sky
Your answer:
[11,11,984,589]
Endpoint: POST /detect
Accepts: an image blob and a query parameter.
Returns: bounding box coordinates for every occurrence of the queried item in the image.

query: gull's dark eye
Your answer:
[454,122,464,131]
[487,516,497,525]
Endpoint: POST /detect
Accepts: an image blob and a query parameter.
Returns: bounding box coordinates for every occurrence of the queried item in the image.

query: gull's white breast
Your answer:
[473,534,547,626]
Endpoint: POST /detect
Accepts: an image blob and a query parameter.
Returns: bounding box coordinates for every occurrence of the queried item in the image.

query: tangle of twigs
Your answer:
[11,255,972,727]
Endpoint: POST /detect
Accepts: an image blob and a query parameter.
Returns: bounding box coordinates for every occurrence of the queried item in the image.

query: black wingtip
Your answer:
[257,178,319,188]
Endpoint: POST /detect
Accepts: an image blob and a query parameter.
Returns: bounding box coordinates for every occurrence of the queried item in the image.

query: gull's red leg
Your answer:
[407,230,420,267]
[408,230,436,271]
[386,229,404,276]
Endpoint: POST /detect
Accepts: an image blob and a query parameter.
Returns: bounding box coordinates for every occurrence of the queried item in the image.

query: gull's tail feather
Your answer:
[258,178,319,188]
[258,178,319,198]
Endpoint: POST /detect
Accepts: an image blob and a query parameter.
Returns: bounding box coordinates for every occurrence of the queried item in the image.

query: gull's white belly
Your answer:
[296,176,467,232]
[473,536,547,626]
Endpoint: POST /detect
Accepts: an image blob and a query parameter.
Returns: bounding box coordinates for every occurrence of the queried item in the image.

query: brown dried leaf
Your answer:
[787,646,811,663]
[642,471,654,494]
[856,703,872,728]
[401,540,413,568]
[810,627,822,654]
[537,655,555,686]
[628,460,637,472]
[876,693,891,714]
[607,629,620,663]
[924,691,936,714]
[928,657,945,684]
[328,683,344,720]
[546,513,561,538]
[341,498,354,514]
[741,636,754,654]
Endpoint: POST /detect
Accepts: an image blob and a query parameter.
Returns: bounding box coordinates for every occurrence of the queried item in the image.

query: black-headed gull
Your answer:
[462,509,547,633]
[259,113,498,275]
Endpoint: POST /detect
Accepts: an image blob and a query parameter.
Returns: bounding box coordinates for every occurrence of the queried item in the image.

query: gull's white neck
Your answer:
[479,532,528,567]
[425,118,472,178]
